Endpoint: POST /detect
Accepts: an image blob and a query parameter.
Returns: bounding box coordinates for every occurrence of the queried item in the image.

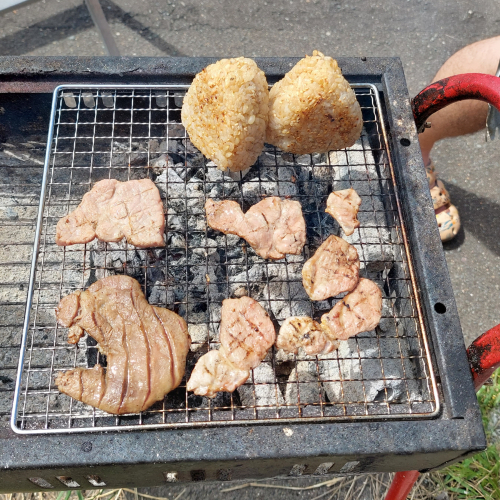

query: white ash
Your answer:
[167,232,186,249]
[377,300,398,334]
[148,284,175,308]
[286,361,324,406]
[53,130,419,418]
[150,152,174,175]
[262,262,311,319]
[188,324,209,351]
[319,341,409,405]
[345,228,395,274]
[238,362,284,408]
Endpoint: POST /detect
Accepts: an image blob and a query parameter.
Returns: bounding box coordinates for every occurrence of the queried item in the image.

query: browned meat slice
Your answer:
[56,179,165,248]
[325,188,362,236]
[219,297,276,370]
[277,316,339,355]
[187,296,276,397]
[186,350,250,398]
[55,275,190,414]
[205,197,306,259]
[321,278,382,340]
[302,235,360,301]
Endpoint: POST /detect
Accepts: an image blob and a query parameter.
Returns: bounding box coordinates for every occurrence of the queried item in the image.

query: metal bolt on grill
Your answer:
[11,84,439,434]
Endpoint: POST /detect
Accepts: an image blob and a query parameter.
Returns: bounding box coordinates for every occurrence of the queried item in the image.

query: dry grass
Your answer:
[0,474,450,500]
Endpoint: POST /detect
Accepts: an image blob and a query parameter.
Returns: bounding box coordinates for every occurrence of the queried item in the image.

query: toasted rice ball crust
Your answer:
[267,50,363,155]
[181,57,269,172]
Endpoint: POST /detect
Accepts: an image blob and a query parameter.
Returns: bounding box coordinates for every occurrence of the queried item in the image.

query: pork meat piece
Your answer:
[56,179,165,247]
[302,235,360,301]
[321,278,382,340]
[186,350,250,398]
[55,275,190,414]
[218,296,276,370]
[205,197,306,259]
[187,296,276,397]
[277,316,339,355]
[325,188,362,236]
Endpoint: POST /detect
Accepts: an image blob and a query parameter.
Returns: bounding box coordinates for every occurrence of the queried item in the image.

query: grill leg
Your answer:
[384,471,420,500]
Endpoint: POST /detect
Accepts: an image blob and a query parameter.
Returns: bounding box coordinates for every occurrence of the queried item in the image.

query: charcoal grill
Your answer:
[0,57,485,492]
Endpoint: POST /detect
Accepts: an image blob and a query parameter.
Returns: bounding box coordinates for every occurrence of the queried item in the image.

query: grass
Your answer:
[2,373,500,500]
[425,371,500,500]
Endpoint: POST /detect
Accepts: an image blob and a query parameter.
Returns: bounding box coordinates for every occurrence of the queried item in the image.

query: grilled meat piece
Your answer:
[56,179,165,247]
[55,276,190,414]
[219,297,276,370]
[187,297,276,397]
[321,278,382,340]
[205,197,306,260]
[302,235,360,301]
[325,188,362,236]
[277,316,339,355]
[186,350,250,398]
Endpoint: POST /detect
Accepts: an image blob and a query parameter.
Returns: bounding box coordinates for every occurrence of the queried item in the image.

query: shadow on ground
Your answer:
[443,182,500,257]
[0,0,183,56]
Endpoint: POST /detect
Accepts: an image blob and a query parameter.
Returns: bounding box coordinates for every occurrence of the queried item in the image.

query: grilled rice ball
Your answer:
[181,57,269,172]
[267,50,363,154]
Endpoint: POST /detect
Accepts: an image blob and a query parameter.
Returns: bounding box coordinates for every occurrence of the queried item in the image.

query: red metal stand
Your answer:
[385,470,421,500]
[384,323,500,500]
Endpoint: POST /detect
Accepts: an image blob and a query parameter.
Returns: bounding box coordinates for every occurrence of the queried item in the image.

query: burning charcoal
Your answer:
[205,163,241,199]
[241,166,298,203]
[238,362,284,408]
[264,282,310,320]
[147,283,175,308]
[320,341,406,405]
[166,123,185,138]
[262,262,310,319]
[150,153,174,175]
[167,232,186,250]
[258,151,283,167]
[228,264,267,295]
[286,361,324,405]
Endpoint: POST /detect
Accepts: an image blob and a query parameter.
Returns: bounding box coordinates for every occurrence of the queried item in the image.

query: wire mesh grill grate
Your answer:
[13,84,439,433]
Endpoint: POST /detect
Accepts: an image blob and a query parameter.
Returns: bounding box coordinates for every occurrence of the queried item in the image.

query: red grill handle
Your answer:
[412,73,500,132]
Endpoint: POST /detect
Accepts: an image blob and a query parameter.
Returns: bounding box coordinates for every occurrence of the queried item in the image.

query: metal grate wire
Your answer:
[12,84,440,434]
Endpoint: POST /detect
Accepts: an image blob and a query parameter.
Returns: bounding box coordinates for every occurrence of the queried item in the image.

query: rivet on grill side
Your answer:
[86,475,106,487]
[216,469,232,481]
[289,464,307,476]
[190,469,206,481]
[56,476,80,488]
[339,461,360,473]
[314,462,334,475]
[163,472,178,483]
[28,477,54,489]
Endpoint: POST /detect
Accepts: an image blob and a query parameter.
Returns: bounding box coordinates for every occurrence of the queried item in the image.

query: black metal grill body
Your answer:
[0,57,485,493]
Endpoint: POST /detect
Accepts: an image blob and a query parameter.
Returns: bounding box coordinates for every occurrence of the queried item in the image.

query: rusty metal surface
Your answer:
[0,56,399,92]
